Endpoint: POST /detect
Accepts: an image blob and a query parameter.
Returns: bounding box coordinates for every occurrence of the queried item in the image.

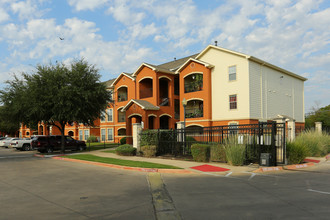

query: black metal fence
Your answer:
[140,122,286,165]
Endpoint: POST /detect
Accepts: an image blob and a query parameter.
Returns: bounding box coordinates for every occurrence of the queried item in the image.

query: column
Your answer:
[315,122,322,134]
[287,120,295,142]
[133,123,142,153]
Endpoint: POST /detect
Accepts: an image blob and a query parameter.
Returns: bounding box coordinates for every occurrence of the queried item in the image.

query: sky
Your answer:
[0,0,329,113]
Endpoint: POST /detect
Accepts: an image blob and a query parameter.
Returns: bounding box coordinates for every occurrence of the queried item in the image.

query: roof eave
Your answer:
[248,56,308,81]
[175,58,214,74]
[111,72,135,87]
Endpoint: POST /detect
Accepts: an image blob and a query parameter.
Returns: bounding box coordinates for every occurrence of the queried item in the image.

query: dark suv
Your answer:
[31,135,86,153]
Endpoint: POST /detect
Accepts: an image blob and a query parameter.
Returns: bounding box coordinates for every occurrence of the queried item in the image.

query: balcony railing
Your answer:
[185,109,203,118]
[184,82,203,93]
[159,97,169,106]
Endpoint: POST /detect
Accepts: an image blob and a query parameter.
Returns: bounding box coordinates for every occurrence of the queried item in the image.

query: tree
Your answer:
[305,105,330,129]
[0,59,112,153]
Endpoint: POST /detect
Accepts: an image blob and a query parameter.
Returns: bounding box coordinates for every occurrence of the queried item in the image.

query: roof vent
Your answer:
[215,41,218,46]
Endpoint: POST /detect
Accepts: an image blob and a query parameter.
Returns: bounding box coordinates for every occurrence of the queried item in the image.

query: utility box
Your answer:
[260,153,273,166]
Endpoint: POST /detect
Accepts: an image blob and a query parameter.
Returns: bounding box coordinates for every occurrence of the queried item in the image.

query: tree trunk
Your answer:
[60,123,66,154]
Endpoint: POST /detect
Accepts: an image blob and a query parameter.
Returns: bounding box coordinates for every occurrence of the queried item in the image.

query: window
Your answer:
[118,109,126,122]
[229,122,238,135]
[117,87,128,102]
[185,100,203,118]
[100,111,106,122]
[84,130,90,141]
[107,109,113,122]
[184,73,203,93]
[101,129,106,142]
[107,128,114,141]
[229,95,237,110]
[229,65,236,81]
[79,130,83,140]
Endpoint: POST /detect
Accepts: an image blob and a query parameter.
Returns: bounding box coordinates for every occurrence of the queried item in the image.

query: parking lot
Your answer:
[1,147,330,219]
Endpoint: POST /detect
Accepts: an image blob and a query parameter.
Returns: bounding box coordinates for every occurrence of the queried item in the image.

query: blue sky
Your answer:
[0,0,329,113]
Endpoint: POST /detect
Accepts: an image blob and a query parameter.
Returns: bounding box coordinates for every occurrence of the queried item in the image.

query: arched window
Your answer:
[185,100,203,118]
[118,108,126,122]
[117,87,128,102]
[184,73,203,93]
[139,78,153,99]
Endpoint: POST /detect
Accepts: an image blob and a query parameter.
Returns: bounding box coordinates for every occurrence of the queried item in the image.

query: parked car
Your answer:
[0,137,20,148]
[10,137,33,151]
[31,135,86,153]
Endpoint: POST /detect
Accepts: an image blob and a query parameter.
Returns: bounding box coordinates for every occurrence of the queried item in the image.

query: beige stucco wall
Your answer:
[198,47,250,121]
[249,60,305,122]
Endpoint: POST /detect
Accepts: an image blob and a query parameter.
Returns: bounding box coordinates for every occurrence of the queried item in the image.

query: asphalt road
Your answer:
[1,147,329,220]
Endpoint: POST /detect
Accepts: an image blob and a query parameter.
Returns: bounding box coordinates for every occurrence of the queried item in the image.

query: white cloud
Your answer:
[0,0,329,110]
[0,7,10,23]
[68,0,108,11]
[107,0,145,26]
[10,0,45,20]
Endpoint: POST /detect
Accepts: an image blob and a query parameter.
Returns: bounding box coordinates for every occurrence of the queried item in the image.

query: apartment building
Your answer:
[20,45,307,143]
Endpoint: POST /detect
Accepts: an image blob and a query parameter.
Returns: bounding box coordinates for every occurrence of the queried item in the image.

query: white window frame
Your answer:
[101,129,106,142]
[84,130,90,141]
[228,65,236,81]
[228,122,238,135]
[79,130,83,140]
[229,94,237,110]
[100,111,106,122]
[107,128,114,141]
[107,109,113,122]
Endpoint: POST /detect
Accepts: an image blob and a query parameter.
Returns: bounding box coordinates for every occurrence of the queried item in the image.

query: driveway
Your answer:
[1,147,330,219]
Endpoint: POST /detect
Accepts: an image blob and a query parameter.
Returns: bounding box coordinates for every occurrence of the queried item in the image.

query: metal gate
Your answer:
[140,122,286,165]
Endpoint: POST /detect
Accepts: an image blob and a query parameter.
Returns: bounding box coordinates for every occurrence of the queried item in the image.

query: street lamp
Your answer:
[182,98,187,154]
[182,98,187,129]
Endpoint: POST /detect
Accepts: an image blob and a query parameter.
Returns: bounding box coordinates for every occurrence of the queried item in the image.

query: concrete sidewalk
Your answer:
[45,149,329,174]
[82,150,260,174]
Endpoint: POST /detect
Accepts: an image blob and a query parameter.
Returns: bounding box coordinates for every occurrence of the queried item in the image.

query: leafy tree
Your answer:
[0,107,20,136]
[0,59,112,153]
[305,105,330,129]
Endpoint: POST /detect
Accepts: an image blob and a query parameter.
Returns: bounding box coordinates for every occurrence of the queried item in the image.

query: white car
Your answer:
[10,138,33,151]
[0,137,19,148]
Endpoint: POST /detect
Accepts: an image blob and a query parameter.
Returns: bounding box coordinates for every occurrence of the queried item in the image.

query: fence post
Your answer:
[315,122,322,134]
[271,121,277,166]
[133,123,142,154]
[287,120,296,142]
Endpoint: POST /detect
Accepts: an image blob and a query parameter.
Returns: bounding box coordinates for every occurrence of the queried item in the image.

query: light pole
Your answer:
[182,98,187,154]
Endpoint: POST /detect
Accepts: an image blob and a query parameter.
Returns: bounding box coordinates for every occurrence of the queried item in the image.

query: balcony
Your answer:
[185,100,203,118]
[117,87,128,102]
[184,73,203,93]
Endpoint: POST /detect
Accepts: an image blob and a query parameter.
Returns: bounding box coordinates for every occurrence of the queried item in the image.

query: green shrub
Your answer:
[286,141,309,164]
[294,130,329,157]
[140,130,158,146]
[120,137,126,145]
[186,136,196,143]
[141,145,157,157]
[224,136,245,166]
[191,144,210,162]
[87,135,98,143]
[210,144,226,162]
[115,144,136,156]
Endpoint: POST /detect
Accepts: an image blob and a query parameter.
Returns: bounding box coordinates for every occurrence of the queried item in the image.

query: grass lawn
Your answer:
[64,154,182,169]
[84,142,119,151]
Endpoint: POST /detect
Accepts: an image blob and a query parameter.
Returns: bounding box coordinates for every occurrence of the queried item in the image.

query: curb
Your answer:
[253,166,283,173]
[253,162,316,173]
[283,162,315,170]
[52,157,195,174]
[34,154,66,158]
